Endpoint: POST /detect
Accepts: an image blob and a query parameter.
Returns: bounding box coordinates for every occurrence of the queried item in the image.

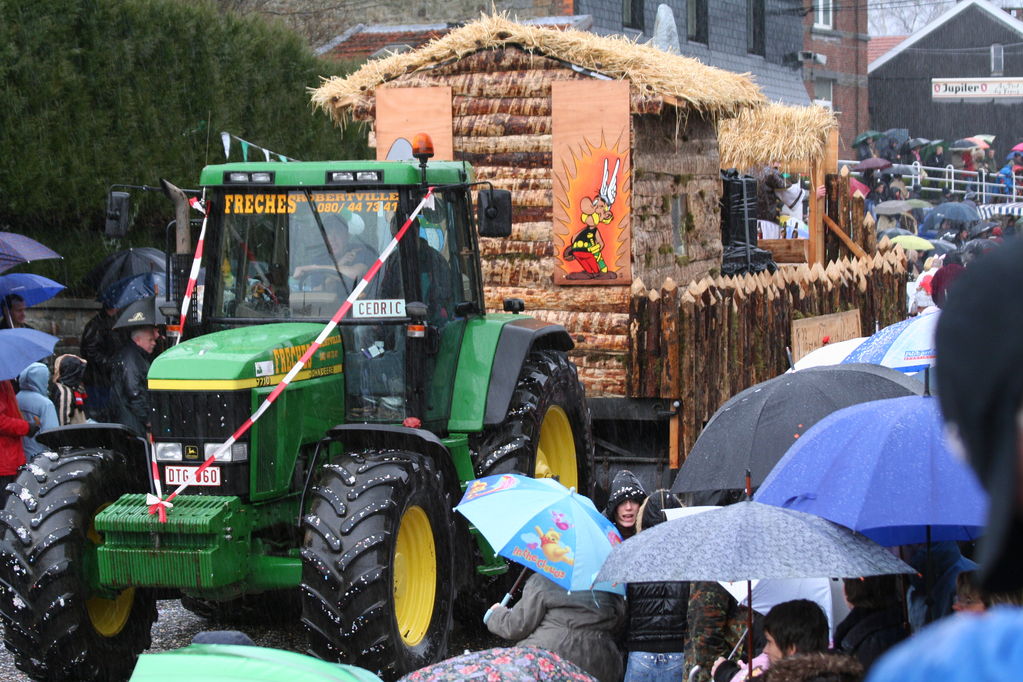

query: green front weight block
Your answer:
[95,494,253,590]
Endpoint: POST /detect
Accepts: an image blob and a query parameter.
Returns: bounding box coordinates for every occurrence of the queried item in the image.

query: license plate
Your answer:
[164,465,221,487]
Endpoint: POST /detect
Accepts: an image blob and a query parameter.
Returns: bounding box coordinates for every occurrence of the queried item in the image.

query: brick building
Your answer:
[800,0,870,155]
[318,1,810,106]
[869,0,1023,157]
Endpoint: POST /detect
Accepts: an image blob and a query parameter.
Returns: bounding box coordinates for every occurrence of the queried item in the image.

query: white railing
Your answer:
[838,160,1018,204]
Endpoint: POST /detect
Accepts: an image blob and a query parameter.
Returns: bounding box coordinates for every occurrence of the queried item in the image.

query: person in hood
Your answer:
[623,489,689,682]
[50,354,89,425]
[0,379,32,506]
[15,362,58,458]
[833,575,908,672]
[485,571,626,682]
[604,469,647,540]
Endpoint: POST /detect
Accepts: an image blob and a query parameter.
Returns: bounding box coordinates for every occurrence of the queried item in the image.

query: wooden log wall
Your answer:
[627,252,907,458]
[356,46,724,398]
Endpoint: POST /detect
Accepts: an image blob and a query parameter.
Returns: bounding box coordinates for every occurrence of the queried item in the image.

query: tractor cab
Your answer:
[195,154,500,432]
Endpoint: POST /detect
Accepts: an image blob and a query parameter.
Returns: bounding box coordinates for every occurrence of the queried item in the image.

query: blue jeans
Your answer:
[624,651,685,682]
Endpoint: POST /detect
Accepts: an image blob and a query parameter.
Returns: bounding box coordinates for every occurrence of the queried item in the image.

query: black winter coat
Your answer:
[80,312,123,390]
[833,606,908,672]
[109,342,152,435]
[625,580,689,653]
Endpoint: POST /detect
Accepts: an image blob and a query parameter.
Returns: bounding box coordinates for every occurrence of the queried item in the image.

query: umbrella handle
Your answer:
[729,627,748,660]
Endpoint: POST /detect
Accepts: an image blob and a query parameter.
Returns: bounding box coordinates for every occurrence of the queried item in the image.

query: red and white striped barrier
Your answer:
[173,196,209,344]
[147,188,436,521]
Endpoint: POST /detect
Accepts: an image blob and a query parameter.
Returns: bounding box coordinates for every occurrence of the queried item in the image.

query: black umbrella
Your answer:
[949,138,982,152]
[931,202,980,223]
[882,128,910,146]
[962,238,1001,260]
[906,137,930,149]
[878,227,913,239]
[671,364,923,497]
[969,221,999,239]
[928,239,958,256]
[84,247,166,295]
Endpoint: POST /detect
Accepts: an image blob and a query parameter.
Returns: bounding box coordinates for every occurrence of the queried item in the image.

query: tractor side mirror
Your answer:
[105,191,131,237]
[477,189,512,238]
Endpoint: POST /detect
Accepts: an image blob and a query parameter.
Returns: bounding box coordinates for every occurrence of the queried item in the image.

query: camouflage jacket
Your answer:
[684,581,754,682]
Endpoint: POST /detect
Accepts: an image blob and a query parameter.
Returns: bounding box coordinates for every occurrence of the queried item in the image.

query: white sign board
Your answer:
[352,299,406,319]
[932,77,1023,99]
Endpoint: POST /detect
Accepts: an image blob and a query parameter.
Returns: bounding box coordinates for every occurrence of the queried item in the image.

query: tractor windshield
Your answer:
[210,189,403,320]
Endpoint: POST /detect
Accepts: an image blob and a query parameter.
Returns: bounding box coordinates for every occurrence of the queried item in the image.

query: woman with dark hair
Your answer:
[623,489,689,682]
[833,575,908,672]
[603,469,647,540]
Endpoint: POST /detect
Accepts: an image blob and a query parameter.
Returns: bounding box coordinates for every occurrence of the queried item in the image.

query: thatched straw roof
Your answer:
[312,14,765,123]
[718,102,837,170]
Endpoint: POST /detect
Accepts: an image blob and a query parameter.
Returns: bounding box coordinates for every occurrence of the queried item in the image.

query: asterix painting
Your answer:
[552,80,632,286]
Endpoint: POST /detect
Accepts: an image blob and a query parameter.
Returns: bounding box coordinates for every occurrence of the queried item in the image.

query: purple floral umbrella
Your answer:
[399,647,596,682]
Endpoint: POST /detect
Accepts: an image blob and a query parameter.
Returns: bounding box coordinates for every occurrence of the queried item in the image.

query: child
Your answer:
[50,354,89,425]
[712,599,829,681]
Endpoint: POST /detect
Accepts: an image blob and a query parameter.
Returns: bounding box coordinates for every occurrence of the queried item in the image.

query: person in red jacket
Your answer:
[0,379,33,507]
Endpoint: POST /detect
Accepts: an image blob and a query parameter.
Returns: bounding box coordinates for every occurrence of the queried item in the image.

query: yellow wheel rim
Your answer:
[535,405,578,489]
[393,505,436,646]
[85,504,134,638]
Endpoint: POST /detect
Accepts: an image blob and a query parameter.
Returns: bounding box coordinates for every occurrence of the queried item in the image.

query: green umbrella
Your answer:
[129,644,384,681]
[853,130,883,146]
[891,235,935,251]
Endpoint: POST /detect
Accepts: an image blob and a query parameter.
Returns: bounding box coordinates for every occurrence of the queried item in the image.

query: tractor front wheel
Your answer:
[300,450,454,679]
[0,448,157,681]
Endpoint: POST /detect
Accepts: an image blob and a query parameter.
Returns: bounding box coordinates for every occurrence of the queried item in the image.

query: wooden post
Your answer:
[823,214,868,260]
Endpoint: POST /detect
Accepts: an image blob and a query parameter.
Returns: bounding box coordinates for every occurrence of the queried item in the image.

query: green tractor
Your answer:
[0,141,594,680]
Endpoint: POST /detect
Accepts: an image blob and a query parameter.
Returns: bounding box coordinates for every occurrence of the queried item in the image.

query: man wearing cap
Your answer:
[865,237,1023,680]
[108,300,160,436]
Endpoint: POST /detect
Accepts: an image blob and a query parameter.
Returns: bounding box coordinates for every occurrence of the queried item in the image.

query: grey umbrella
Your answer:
[595,501,912,584]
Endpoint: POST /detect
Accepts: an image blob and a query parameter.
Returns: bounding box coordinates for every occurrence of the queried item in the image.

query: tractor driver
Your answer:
[293,214,376,296]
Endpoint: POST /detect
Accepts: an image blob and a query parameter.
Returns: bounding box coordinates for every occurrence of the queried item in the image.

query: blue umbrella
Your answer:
[842,310,939,373]
[0,273,65,307]
[755,396,987,546]
[0,232,61,274]
[455,474,623,593]
[99,271,166,309]
[0,328,59,381]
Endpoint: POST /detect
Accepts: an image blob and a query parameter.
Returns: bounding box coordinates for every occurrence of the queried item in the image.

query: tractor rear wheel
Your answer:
[300,450,454,680]
[0,448,157,681]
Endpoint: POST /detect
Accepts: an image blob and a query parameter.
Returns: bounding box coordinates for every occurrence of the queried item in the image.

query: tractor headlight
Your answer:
[204,442,248,462]
[154,442,183,462]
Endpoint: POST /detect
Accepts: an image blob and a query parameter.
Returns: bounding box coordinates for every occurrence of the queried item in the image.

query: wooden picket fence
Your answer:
[626,248,908,458]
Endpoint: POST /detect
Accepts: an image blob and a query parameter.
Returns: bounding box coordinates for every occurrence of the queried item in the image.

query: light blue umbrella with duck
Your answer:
[455,473,624,596]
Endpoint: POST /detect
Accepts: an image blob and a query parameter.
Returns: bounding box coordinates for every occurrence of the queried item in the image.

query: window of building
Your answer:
[624,0,644,30]
[687,0,708,43]
[813,78,835,108]
[814,0,833,29]
[992,43,1004,76]
[748,0,765,56]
